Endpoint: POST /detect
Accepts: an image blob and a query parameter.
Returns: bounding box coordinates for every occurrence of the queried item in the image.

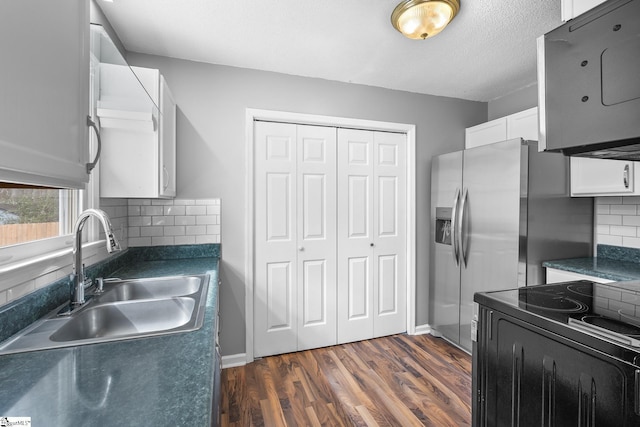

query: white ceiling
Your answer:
[97,0,563,102]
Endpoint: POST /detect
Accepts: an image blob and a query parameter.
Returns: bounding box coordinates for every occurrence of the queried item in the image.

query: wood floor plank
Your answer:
[221,334,471,427]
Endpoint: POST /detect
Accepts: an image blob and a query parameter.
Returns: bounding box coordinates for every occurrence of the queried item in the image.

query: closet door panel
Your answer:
[297,125,337,351]
[373,131,407,337]
[254,122,298,357]
[337,129,375,343]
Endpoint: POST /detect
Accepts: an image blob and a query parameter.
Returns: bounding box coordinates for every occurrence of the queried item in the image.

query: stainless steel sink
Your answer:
[0,274,209,355]
[50,298,196,342]
[92,276,202,303]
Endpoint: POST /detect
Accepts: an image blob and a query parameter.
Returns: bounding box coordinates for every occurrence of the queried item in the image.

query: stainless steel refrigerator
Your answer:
[430,138,593,352]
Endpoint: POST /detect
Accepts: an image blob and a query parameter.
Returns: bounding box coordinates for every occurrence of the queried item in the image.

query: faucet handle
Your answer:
[95,277,104,293]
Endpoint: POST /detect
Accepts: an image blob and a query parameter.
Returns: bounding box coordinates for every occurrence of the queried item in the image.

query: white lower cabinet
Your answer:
[253,122,407,357]
[546,268,614,284]
[570,157,640,196]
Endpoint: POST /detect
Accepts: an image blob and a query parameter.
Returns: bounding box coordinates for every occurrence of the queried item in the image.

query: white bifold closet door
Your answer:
[337,129,407,344]
[254,122,406,358]
[254,121,337,357]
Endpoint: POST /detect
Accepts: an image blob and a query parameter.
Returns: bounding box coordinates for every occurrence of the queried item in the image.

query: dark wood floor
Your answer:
[221,334,472,426]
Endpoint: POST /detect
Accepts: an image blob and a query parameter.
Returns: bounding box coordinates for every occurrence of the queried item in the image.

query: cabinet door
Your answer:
[465,119,507,149]
[506,107,538,141]
[571,157,636,196]
[159,75,176,197]
[0,0,89,188]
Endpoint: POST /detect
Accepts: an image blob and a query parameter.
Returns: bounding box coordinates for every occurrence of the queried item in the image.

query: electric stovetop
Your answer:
[475,280,640,363]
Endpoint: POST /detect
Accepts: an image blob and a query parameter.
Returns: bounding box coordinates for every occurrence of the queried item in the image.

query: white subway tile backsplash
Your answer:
[623,216,640,227]
[127,198,221,247]
[175,216,196,226]
[622,236,640,249]
[623,196,640,204]
[140,226,164,237]
[196,235,216,244]
[141,206,164,216]
[164,226,186,236]
[152,216,175,226]
[597,196,640,248]
[129,237,152,246]
[186,225,207,235]
[597,214,622,226]
[173,199,196,205]
[164,205,185,216]
[127,199,152,206]
[130,216,152,227]
[598,234,623,246]
[174,236,196,245]
[128,227,141,238]
[186,205,207,216]
[609,226,637,237]
[152,236,175,246]
[196,215,217,225]
[611,204,637,215]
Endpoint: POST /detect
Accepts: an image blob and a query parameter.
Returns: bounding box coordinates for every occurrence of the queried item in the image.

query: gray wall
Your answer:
[488,83,538,120]
[128,52,486,356]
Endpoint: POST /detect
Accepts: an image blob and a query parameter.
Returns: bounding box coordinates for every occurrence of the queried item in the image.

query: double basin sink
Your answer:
[0,274,209,355]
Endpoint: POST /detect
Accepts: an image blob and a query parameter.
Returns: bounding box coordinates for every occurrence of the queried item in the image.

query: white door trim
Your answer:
[245,108,417,364]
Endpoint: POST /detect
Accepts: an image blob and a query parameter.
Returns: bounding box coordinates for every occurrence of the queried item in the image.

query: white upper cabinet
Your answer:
[465,107,538,149]
[562,0,608,21]
[0,0,90,188]
[90,24,176,199]
[570,158,640,196]
[99,66,176,198]
[465,119,507,149]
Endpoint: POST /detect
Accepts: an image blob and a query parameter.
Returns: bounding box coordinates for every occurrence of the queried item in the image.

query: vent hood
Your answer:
[537,0,640,160]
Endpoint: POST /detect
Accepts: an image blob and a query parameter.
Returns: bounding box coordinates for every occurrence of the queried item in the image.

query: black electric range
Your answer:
[474,280,640,364]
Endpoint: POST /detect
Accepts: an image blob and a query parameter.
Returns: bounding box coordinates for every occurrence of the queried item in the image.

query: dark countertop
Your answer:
[543,244,640,282]
[0,246,219,426]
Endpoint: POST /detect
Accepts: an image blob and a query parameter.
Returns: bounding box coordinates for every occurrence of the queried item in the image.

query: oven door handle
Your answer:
[568,318,640,348]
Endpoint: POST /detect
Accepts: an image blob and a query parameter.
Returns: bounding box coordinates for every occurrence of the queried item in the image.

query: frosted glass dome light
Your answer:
[391,0,460,40]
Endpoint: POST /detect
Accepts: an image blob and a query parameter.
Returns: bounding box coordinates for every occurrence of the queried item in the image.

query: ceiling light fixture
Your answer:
[391,0,460,40]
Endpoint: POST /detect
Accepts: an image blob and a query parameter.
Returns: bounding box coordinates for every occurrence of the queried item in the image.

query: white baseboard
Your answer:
[221,353,247,369]
[412,324,432,335]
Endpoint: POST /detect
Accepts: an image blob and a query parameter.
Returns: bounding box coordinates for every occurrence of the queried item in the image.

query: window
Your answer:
[0,185,80,248]
[0,184,83,266]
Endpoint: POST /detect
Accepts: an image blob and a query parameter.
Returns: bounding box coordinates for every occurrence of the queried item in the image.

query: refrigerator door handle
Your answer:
[451,188,461,265]
[459,188,469,267]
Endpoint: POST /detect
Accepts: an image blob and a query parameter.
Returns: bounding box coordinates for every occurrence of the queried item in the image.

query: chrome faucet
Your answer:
[71,209,121,306]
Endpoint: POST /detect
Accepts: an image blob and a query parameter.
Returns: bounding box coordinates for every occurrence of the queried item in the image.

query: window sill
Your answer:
[0,240,110,295]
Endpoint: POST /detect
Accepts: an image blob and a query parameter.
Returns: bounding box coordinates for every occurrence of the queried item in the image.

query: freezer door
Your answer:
[430,151,463,344]
[458,139,525,352]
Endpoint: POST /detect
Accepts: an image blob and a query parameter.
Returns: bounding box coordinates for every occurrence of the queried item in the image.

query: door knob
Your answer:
[299,246,304,251]
[370,243,375,247]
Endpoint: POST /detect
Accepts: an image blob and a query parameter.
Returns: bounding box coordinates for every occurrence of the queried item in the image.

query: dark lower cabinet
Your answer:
[473,306,640,426]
